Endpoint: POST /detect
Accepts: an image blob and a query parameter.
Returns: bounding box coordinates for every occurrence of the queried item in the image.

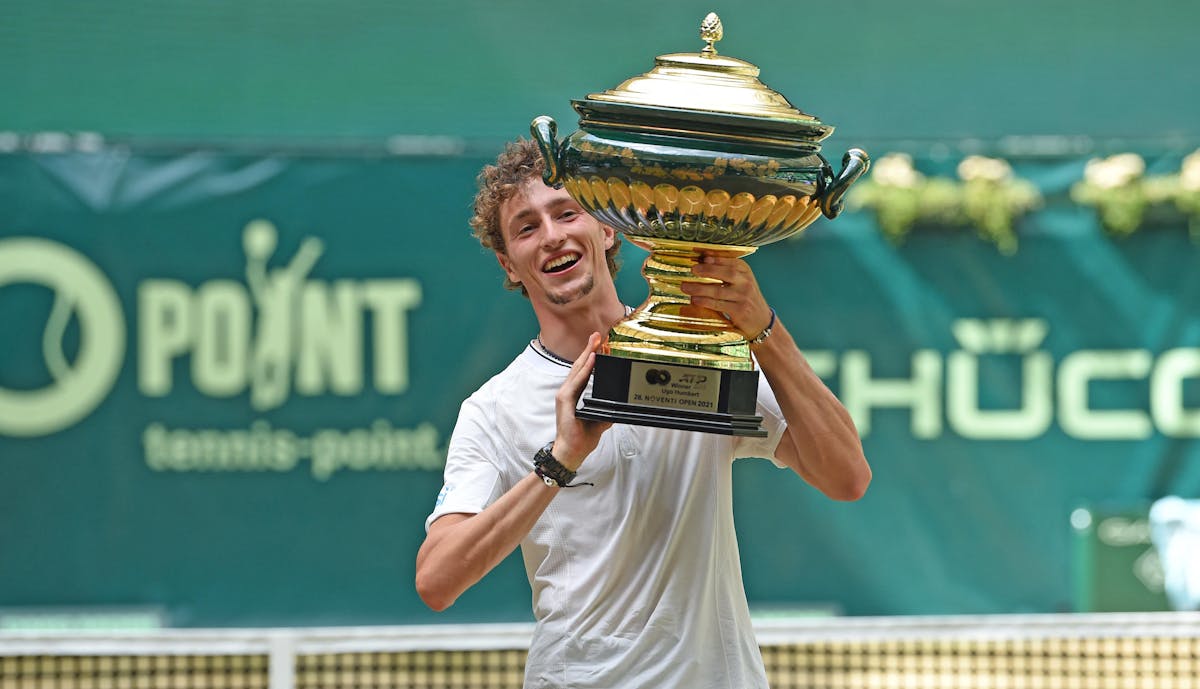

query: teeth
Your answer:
[543,253,580,272]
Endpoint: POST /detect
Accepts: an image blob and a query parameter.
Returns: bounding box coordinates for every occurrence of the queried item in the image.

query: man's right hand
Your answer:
[551,331,612,471]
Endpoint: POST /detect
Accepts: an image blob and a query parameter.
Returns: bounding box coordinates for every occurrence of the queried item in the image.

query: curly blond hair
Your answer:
[470,139,620,296]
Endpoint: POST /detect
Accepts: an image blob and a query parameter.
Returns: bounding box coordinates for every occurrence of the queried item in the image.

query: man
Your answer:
[416,139,871,689]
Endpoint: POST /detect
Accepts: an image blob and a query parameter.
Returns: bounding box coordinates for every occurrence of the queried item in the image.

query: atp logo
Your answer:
[0,238,125,437]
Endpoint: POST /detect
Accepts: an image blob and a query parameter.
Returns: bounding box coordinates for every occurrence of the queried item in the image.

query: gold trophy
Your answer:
[531,13,869,437]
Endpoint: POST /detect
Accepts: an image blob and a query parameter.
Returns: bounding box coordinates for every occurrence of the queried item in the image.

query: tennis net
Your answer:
[2,612,1199,688]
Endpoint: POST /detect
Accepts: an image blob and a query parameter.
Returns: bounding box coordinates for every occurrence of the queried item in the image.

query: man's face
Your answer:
[496,180,615,306]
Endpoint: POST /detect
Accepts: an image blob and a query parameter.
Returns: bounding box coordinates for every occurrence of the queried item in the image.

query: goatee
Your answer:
[546,275,595,305]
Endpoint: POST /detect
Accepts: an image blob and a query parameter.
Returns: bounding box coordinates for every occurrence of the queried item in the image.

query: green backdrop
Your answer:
[2,0,1199,627]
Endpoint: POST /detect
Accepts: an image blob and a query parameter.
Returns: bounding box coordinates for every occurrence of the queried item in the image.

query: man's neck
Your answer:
[533,291,626,362]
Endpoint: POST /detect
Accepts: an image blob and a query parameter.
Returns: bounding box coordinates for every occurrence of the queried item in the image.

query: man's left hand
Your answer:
[682,253,774,341]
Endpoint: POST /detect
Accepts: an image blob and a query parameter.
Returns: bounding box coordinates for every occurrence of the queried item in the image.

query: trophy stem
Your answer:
[608,238,757,371]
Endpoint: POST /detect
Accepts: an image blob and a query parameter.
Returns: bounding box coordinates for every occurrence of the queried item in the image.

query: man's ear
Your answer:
[602,224,616,251]
[496,251,520,285]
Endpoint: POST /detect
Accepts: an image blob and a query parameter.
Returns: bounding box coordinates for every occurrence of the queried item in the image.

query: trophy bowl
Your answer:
[532,13,869,435]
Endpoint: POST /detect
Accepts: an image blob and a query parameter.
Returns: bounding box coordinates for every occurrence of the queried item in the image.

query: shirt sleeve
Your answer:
[731,367,788,465]
[425,396,507,532]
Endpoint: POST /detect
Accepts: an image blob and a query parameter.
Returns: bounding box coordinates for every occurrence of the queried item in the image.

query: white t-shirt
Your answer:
[427,342,788,689]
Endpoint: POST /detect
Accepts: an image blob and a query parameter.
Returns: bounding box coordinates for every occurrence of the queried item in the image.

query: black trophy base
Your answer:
[577,353,766,437]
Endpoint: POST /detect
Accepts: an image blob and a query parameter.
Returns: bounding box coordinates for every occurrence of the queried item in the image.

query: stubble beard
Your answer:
[546,273,595,305]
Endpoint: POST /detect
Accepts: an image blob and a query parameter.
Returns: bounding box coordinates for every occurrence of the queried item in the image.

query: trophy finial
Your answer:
[700,12,723,57]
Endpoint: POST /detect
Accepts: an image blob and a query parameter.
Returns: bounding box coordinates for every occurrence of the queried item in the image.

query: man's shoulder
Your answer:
[450,344,559,461]
[462,344,553,406]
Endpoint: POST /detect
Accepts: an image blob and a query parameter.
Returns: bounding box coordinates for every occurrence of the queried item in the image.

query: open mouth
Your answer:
[542,252,581,274]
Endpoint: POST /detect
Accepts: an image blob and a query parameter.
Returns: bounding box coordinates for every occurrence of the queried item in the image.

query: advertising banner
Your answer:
[2,149,1197,625]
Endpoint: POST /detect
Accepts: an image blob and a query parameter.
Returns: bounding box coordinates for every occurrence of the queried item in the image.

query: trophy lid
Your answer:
[575,13,833,147]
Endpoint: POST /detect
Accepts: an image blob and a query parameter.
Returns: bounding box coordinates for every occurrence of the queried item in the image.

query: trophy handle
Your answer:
[530,116,564,187]
[819,148,871,219]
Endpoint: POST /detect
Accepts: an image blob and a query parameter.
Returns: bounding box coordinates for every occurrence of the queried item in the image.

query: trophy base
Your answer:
[577,354,766,437]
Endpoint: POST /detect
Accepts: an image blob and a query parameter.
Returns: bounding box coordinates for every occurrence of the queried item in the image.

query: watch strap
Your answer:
[533,442,592,488]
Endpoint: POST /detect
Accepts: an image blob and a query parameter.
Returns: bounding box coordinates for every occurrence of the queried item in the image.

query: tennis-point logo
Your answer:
[0,237,125,437]
[2,221,424,442]
[0,226,439,477]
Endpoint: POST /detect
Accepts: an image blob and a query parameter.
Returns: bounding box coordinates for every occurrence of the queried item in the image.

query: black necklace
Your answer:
[533,306,632,367]
[534,336,574,367]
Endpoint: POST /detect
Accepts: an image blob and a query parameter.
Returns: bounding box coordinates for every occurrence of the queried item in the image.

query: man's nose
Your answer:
[541,216,568,247]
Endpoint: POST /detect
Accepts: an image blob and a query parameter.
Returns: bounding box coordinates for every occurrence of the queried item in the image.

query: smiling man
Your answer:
[415,139,871,689]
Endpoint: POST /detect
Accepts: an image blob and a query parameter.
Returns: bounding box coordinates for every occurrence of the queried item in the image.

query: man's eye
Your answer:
[518,225,534,234]
[561,211,579,220]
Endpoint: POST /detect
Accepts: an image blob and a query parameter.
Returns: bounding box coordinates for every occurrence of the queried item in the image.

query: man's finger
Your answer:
[563,333,602,394]
[692,262,734,282]
[570,333,602,365]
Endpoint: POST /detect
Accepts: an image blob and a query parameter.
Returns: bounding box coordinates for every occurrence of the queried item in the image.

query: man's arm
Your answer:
[684,255,871,501]
[416,475,560,611]
[415,333,612,611]
[749,320,871,500]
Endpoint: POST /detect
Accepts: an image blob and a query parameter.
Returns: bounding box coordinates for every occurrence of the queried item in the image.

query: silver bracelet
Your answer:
[749,308,776,345]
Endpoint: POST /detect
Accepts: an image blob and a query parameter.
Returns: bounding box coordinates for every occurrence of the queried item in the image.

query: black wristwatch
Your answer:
[533,442,588,488]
